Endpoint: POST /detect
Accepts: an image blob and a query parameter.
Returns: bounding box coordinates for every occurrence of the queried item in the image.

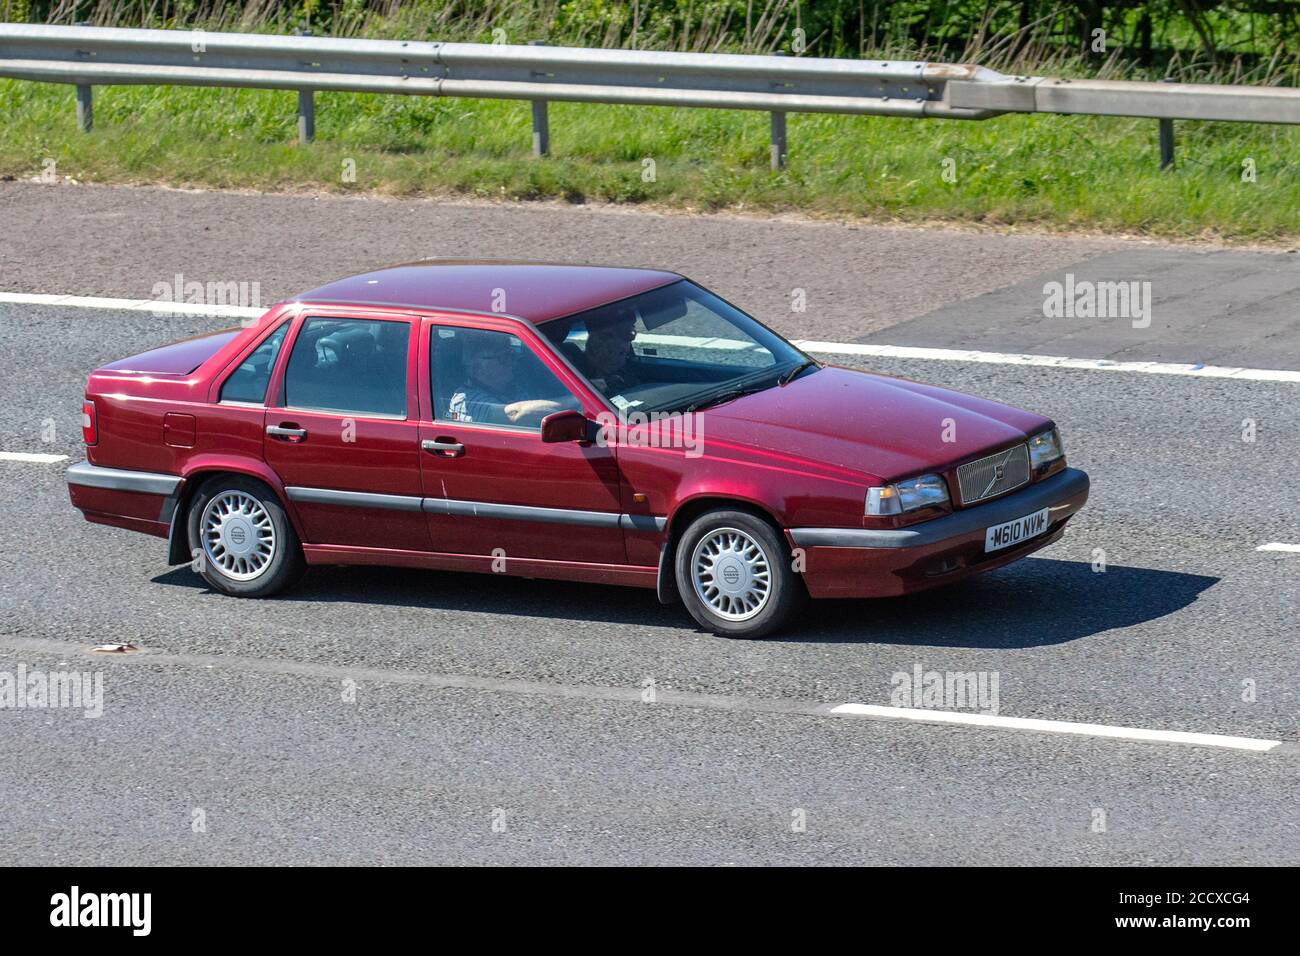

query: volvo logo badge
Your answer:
[980,449,1018,499]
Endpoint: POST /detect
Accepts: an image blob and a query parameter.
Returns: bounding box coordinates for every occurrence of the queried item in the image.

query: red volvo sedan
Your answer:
[67,260,1089,637]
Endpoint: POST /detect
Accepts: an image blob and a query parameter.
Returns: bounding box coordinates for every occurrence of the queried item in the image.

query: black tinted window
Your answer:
[284,317,409,417]
[220,322,288,404]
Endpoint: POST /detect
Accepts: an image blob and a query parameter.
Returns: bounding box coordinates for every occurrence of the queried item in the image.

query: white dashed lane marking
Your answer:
[1256,543,1300,553]
[0,451,69,463]
[828,704,1283,753]
[0,291,260,319]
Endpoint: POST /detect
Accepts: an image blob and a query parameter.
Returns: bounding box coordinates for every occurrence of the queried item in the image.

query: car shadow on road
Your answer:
[151,563,691,630]
[153,556,1217,648]
[783,557,1219,648]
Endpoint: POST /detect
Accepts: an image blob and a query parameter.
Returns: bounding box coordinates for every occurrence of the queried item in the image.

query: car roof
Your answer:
[293,259,683,324]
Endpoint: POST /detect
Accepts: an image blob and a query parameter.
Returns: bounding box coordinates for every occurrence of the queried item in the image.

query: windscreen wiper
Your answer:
[777,359,819,387]
[682,380,773,413]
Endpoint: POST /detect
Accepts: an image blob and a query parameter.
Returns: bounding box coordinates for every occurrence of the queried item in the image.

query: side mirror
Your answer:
[540,409,591,444]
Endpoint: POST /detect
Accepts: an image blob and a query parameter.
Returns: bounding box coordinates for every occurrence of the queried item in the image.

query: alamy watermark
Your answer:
[0,663,104,718]
[151,272,261,314]
[1043,273,1151,329]
[594,409,704,458]
[50,887,150,936]
[890,662,999,715]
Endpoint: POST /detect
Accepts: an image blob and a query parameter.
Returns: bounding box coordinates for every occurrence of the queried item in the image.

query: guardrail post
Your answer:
[75,83,93,133]
[530,40,550,157]
[1158,117,1174,170]
[770,111,787,170]
[1158,78,1176,170]
[296,29,315,144]
[770,50,787,170]
[73,22,91,132]
[298,89,315,143]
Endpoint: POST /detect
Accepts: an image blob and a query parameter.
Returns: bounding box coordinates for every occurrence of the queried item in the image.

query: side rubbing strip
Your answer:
[620,514,668,533]
[423,497,622,528]
[285,486,424,512]
[283,487,668,530]
[66,461,182,496]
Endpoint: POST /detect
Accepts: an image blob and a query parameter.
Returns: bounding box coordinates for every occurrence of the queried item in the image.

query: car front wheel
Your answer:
[674,509,804,638]
[186,475,304,597]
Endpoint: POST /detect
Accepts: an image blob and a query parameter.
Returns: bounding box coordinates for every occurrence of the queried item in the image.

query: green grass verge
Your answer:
[2,78,1298,242]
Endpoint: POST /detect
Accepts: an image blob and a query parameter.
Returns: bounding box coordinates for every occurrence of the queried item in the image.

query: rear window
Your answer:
[219,323,288,404]
[283,317,409,417]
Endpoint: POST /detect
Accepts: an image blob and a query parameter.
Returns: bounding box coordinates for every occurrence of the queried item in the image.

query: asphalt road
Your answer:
[1,298,1296,866]
[5,181,1298,367]
[0,180,1135,343]
[867,245,1300,369]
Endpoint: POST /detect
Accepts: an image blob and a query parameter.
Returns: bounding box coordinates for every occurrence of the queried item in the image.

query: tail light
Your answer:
[81,400,98,445]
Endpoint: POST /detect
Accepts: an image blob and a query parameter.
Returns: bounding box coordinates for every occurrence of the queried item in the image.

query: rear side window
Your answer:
[220,322,288,404]
[283,317,409,417]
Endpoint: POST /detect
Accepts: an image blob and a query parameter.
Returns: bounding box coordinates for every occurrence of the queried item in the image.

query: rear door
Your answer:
[418,317,626,565]
[263,310,432,553]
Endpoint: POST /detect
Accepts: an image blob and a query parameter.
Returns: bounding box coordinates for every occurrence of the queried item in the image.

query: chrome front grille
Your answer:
[956,443,1030,505]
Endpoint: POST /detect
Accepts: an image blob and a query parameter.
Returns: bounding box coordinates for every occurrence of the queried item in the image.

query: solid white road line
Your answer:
[0,451,69,463]
[828,703,1282,753]
[1256,542,1300,553]
[0,291,261,319]
[3,291,1299,384]
[793,341,1300,384]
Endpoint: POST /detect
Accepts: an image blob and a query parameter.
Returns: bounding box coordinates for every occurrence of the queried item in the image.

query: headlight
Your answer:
[866,474,950,515]
[1027,427,1065,470]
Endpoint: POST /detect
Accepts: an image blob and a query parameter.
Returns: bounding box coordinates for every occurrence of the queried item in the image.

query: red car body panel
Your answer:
[296,259,681,322]
[98,328,243,375]
[67,261,1089,604]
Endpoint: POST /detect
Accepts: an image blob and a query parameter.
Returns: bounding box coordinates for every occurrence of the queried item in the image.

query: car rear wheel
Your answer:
[187,475,304,597]
[674,509,804,638]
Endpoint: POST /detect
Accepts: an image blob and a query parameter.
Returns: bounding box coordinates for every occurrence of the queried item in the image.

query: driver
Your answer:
[576,307,642,396]
[449,332,566,426]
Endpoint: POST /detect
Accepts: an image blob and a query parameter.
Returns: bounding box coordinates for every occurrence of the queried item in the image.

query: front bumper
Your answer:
[789,467,1089,598]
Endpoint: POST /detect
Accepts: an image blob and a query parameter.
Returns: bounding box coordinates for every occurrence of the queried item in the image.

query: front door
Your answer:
[263,312,431,553]
[419,321,626,565]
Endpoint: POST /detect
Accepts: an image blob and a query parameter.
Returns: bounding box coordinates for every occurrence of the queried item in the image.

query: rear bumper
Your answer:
[67,461,183,538]
[789,467,1090,598]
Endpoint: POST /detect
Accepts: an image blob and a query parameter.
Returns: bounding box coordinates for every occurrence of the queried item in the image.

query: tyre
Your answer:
[674,509,805,638]
[186,475,305,597]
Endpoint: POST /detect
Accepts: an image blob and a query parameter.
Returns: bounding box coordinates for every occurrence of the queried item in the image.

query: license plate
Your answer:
[984,507,1050,553]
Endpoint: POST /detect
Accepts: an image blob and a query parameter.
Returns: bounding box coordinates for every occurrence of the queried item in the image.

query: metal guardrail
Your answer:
[2,24,1298,170]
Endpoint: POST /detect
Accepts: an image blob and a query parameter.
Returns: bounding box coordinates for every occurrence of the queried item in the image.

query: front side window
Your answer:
[220,322,288,404]
[539,280,809,413]
[431,326,581,430]
[283,317,409,417]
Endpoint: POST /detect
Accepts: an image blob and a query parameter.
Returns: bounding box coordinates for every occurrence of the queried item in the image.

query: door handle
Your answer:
[422,438,464,457]
[267,424,308,441]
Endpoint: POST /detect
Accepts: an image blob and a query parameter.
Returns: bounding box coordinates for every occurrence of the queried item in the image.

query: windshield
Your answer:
[539,280,811,413]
